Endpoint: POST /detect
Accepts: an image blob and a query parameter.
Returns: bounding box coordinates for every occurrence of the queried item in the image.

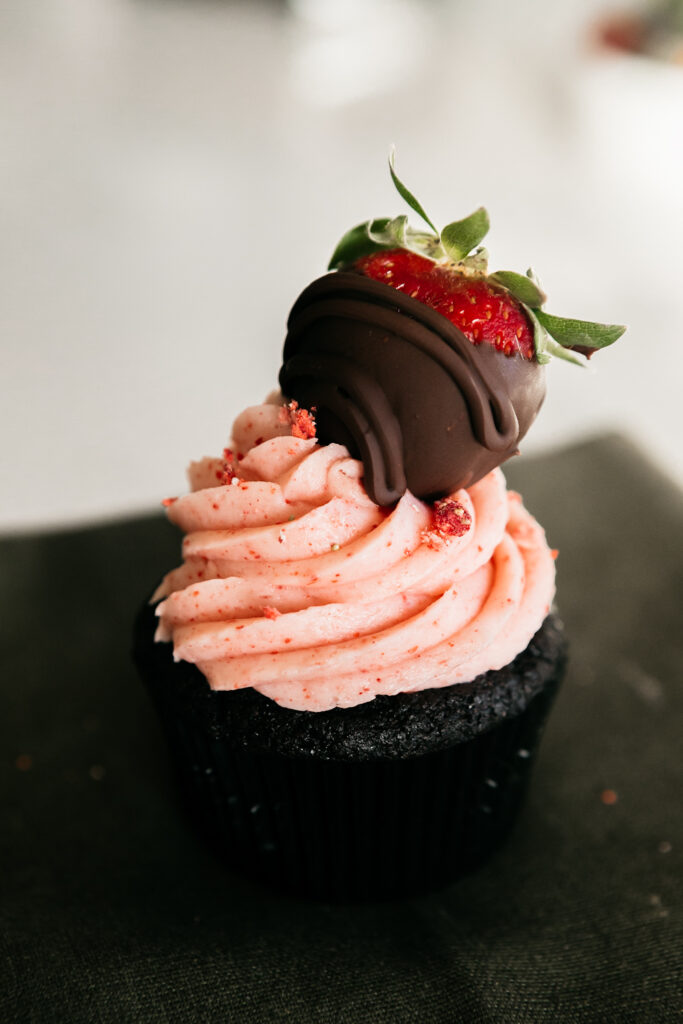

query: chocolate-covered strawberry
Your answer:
[279,155,625,505]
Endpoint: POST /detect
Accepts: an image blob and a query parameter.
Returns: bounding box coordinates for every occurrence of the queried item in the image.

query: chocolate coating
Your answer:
[279,272,546,505]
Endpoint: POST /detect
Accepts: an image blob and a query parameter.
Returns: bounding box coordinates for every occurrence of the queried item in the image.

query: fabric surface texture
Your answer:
[1,435,681,1023]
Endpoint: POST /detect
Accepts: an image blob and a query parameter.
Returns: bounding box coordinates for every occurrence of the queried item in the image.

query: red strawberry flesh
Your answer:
[356,249,535,360]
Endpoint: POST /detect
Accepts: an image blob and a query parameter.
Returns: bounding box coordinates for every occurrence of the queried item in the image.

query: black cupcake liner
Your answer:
[155,686,557,901]
[135,609,566,902]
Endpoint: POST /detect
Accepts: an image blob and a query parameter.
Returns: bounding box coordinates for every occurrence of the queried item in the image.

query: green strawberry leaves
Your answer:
[327,214,445,270]
[528,306,624,366]
[490,269,546,309]
[328,151,626,364]
[388,147,438,234]
[534,310,626,351]
[526,309,552,365]
[529,308,625,366]
[402,228,445,261]
[366,214,447,260]
[491,268,624,364]
[528,309,586,366]
[330,154,488,269]
[368,214,408,248]
[441,208,490,263]
[328,218,392,270]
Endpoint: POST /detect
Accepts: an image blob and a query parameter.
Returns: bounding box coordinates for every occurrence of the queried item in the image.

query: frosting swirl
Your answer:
[154,402,556,712]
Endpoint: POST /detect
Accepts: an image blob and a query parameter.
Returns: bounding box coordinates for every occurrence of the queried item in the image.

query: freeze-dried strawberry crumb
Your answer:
[284,400,317,440]
[433,498,472,537]
[220,447,237,485]
[161,497,177,508]
[422,498,472,547]
[262,606,281,620]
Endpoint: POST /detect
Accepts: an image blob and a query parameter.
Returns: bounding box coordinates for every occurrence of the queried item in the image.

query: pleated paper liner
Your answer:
[152,684,560,901]
[135,606,567,902]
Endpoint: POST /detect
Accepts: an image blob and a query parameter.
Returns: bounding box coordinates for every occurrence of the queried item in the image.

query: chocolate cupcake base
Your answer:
[134,605,567,901]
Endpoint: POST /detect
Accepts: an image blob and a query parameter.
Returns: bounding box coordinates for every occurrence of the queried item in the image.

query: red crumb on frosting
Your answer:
[262,606,281,620]
[551,549,559,560]
[434,499,472,537]
[422,498,472,547]
[283,400,317,440]
[161,497,177,507]
[220,447,238,485]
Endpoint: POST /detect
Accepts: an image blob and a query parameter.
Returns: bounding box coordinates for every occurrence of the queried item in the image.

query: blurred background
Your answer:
[1,0,682,531]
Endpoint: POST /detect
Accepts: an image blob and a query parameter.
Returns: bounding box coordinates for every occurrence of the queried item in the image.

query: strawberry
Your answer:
[328,150,626,366]
[355,248,535,360]
[280,153,626,505]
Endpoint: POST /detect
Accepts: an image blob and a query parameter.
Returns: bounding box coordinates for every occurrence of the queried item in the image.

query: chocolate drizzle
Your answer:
[280,272,546,505]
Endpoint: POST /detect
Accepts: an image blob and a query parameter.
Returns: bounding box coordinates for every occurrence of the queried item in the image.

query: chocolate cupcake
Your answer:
[135,603,566,901]
[134,159,623,900]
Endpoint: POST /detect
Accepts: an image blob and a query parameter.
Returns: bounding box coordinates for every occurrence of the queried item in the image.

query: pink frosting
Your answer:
[154,402,556,712]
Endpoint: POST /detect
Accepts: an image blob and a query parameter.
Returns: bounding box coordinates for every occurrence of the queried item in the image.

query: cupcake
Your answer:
[134,158,624,901]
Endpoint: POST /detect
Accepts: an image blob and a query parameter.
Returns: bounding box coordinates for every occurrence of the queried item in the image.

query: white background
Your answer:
[2,0,682,531]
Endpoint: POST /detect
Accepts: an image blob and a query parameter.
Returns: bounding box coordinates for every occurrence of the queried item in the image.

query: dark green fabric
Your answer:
[1,435,681,1023]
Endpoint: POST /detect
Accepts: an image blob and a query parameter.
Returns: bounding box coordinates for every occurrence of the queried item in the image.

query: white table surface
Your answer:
[2,0,682,531]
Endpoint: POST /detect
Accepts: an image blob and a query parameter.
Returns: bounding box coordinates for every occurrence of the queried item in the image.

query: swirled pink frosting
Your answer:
[153,401,556,712]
